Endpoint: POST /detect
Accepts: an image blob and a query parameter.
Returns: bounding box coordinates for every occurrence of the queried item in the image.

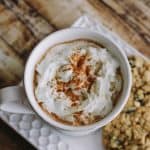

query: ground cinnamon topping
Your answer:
[56,52,96,106]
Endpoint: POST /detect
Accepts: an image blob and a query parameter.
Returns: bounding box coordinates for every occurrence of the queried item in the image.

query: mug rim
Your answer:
[24,28,132,131]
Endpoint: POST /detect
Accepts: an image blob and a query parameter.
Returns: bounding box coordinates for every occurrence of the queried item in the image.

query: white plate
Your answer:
[0,16,148,150]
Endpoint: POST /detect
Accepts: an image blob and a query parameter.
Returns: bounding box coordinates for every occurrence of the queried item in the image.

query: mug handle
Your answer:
[0,85,34,114]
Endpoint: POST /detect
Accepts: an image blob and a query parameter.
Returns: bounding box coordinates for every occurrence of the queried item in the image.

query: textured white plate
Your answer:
[0,16,147,150]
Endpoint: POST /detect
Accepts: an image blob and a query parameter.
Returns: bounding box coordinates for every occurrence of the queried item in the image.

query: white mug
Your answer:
[0,28,132,136]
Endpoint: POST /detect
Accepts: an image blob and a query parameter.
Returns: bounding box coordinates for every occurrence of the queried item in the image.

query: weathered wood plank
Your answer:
[0,4,36,56]
[102,0,150,44]
[86,0,150,56]
[140,0,150,7]
[0,0,56,87]
[26,0,150,57]
[0,38,24,87]
[2,0,54,40]
[25,0,83,29]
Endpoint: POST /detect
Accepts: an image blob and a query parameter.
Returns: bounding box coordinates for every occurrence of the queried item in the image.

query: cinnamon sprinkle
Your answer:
[56,52,96,106]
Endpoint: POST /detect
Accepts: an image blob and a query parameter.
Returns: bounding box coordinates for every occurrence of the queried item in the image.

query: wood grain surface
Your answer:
[0,0,149,149]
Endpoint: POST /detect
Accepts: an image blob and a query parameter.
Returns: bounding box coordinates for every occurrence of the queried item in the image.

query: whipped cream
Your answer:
[34,40,122,125]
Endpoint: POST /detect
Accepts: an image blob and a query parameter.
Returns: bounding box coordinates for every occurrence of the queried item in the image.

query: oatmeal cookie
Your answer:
[103,56,150,150]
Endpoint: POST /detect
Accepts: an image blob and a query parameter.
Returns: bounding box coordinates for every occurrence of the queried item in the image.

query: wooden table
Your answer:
[0,0,149,149]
